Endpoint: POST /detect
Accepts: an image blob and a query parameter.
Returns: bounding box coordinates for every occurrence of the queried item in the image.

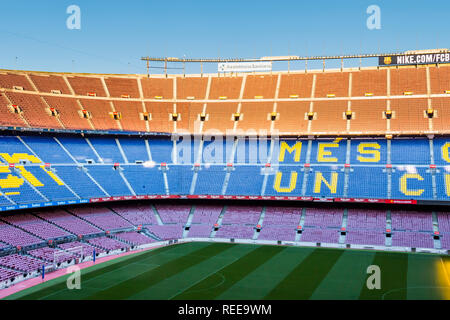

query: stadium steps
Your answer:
[172,140,178,164]
[385,210,392,246]
[189,166,200,195]
[110,231,143,247]
[339,209,348,244]
[210,205,227,238]
[431,211,442,249]
[295,208,307,242]
[53,137,79,164]
[31,213,79,238]
[221,139,239,195]
[16,136,41,159]
[429,139,438,200]
[183,205,196,238]
[301,140,314,196]
[118,169,136,196]
[82,240,110,253]
[83,167,111,197]
[44,168,82,200]
[0,193,16,206]
[107,207,138,227]
[64,208,108,232]
[253,207,266,240]
[115,139,129,164]
[33,214,82,239]
[85,138,103,163]
[141,228,161,241]
[144,139,153,162]
[189,140,204,194]
[260,139,277,196]
[150,204,164,225]
[161,168,170,195]
[342,139,351,197]
[386,140,392,199]
[0,240,12,249]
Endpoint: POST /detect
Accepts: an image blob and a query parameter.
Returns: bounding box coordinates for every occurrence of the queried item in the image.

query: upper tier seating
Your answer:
[209,76,242,99]
[104,77,140,98]
[0,93,27,127]
[429,65,450,94]
[243,75,278,99]
[42,96,90,130]
[351,69,387,97]
[66,76,106,97]
[0,73,35,91]
[5,92,62,129]
[176,77,208,99]
[390,67,427,96]
[29,74,70,94]
[79,99,119,131]
[141,77,173,99]
[278,73,314,98]
[0,67,447,135]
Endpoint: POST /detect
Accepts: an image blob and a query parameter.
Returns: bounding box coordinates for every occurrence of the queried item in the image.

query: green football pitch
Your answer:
[5,242,450,300]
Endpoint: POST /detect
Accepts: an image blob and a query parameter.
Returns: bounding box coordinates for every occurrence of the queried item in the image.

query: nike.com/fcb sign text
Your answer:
[379,53,450,66]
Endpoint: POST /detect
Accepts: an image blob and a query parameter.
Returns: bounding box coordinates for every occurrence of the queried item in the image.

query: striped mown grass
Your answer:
[5,242,450,300]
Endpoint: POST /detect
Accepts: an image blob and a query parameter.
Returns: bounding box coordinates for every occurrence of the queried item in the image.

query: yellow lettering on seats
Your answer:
[0,153,41,164]
[278,142,302,163]
[442,143,450,163]
[274,171,298,193]
[314,172,338,193]
[15,166,43,187]
[317,139,342,162]
[400,174,424,196]
[40,166,64,185]
[0,166,24,189]
[357,143,381,162]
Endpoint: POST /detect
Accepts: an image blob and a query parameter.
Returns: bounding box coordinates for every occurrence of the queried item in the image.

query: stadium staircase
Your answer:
[339,209,348,244]
[118,168,136,196]
[83,168,110,197]
[295,208,307,242]
[253,207,266,240]
[183,205,196,238]
[431,212,442,249]
[386,211,392,247]
[107,206,138,227]
[210,206,227,238]
[150,204,164,225]
[65,209,109,232]
[115,138,129,164]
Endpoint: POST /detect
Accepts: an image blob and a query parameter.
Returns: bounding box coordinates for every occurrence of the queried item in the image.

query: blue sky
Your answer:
[0,0,448,74]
